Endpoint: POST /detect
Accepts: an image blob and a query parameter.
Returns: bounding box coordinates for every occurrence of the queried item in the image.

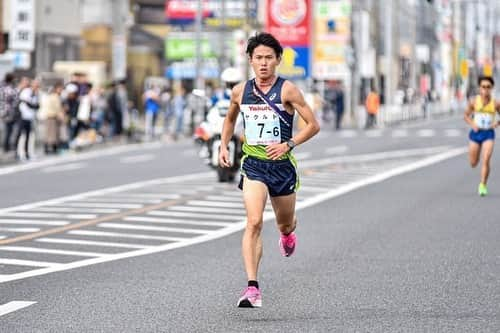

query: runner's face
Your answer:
[479,80,493,98]
[249,45,281,80]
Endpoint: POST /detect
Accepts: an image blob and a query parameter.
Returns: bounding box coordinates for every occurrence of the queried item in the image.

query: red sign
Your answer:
[165,0,212,20]
[266,0,310,46]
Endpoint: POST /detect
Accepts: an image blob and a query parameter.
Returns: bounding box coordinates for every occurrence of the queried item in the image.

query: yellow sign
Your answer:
[483,63,493,77]
[460,59,468,78]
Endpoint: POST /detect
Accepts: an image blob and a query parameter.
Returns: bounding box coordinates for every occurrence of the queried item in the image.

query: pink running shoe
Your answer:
[279,232,296,257]
[237,286,262,308]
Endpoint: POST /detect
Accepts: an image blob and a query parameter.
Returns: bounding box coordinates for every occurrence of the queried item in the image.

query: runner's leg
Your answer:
[242,177,267,281]
[480,140,494,184]
[469,141,481,168]
[270,193,297,235]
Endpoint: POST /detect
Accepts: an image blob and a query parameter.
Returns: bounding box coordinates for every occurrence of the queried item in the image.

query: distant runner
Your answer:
[464,76,500,196]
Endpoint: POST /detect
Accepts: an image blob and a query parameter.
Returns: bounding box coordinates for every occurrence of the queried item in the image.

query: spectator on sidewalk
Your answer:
[365,88,380,129]
[14,78,39,160]
[64,83,80,141]
[0,73,20,154]
[172,85,187,140]
[39,83,64,154]
[143,85,161,140]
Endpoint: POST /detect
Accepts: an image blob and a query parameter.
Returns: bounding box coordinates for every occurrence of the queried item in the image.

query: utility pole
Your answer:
[194,0,204,90]
[384,0,393,106]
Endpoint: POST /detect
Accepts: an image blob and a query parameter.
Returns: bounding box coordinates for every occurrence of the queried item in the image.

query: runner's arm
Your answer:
[220,83,243,167]
[464,99,478,131]
[265,82,320,160]
[283,82,320,147]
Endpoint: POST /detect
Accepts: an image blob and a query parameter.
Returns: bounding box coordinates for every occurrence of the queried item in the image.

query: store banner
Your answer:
[265,0,310,47]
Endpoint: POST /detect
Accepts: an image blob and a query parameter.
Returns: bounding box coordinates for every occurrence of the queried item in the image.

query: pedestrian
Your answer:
[333,82,345,130]
[464,76,500,196]
[39,82,64,154]
[219,32,320,308]
[14,78,39,160]
[365,88,380,129]
[0,73,20,155]
[143,85,161,140]
[171,85,186,140]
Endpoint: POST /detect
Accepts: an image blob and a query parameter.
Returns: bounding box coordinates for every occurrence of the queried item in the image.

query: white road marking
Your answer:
[80,197,162,204]
[187,200,244,208]
[204,195,242,202]
[57,202,142,209]
[41,163,87,173]
[29,207,121,214]
[98,223,210,234]
[338,130,357,138]
[0,246,106,257]
[444,129,462,137]
[120,154,155,164]
[417,129,435,137]
[325,145,348,155]
[299,146,450,168]
[365,130,383,137]
[0,301,36,317]
[36,238,148,249]
[0,219,69,226]
[68,230,186,242]
[0,258,61,267]
[147,210,241,220]
[98,193,182,200]
[0,147,467,284]
[391,129,408,137]
[168,206,246,215]
[0,227,40,233]
[0,171,213,215]
[123,216,231,227]
[1,212,97,219]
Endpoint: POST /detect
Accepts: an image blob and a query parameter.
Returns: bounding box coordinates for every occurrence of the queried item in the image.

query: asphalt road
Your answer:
[1,115,499,332]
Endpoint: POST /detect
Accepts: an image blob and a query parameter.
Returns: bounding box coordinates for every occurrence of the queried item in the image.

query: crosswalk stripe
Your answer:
[0,246,106,257]
[0,258,61,267]
[68,230,186,242]
[0,227,40,233]
[0,219,69,226]
[1,212,97,219]
[36,237,149,249]
[59,202,143,209]
[98,222,210,234]
[186,200,243,208]
[168,206,246,215]
[147,210,241,221]
[124,216,231,227]
[30,207,121,214]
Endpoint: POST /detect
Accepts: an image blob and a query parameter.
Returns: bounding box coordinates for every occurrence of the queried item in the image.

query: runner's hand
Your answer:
[219,146,231,167]
[472,125,479,132]
[266,143,289,160]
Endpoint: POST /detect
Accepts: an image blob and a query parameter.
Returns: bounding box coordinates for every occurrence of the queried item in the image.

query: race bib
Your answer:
[474,113,494,129]
[244,108,281,145]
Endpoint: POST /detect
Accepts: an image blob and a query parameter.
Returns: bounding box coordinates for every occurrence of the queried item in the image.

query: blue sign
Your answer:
[277,46,310,79]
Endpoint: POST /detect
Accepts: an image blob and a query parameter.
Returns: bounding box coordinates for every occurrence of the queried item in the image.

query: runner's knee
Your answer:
[246,216,263,233]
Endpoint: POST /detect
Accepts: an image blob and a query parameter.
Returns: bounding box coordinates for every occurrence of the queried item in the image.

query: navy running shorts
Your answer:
[238,156,297,197]
[469,129,495,144]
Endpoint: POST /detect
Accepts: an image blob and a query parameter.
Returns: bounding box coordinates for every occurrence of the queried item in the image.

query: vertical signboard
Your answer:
[10,0,35,51]
[313,0,352,80]
[265,0,311,79]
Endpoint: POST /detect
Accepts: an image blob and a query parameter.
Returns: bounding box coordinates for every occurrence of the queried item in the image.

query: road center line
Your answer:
[0,301,37,317]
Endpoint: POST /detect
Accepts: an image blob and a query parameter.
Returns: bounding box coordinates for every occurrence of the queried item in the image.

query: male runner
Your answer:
[464,76,500,196]
[219,32,320,308]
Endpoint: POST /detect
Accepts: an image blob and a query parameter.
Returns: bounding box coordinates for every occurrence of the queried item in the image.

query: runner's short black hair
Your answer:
[478,76,494,86]
[246,32,283,58]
